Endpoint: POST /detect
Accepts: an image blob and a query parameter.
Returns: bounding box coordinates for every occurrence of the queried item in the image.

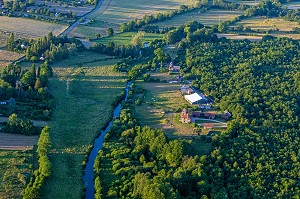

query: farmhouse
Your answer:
[184,92,207,104]
[180,109,191,123]
[204,112,215,119]
[168,62,180,72]
[181,85,193,95]
[192,111,201,118]
[203,123,214,129]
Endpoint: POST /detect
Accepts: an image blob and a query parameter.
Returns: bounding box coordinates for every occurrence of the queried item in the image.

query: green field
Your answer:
[0,150,34,199]
[41,51,127,199]
[94,31,163,45]
[153,9,244,28]
[69,0,195,38]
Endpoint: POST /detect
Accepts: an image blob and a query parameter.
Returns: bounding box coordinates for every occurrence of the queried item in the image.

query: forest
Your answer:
[92,21,300,198]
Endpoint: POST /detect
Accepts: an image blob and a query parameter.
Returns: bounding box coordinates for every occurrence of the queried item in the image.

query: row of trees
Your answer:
[23,126,52,199]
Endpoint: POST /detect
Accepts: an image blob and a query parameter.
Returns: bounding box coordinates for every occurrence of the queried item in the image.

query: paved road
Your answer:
[11,0,103,64]
[60,0,104,37]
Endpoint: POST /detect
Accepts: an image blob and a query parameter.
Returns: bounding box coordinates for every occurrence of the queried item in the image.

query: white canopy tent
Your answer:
[184,93,205,104]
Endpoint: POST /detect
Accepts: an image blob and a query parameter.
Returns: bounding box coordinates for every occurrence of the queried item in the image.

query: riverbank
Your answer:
[42,52,127,199]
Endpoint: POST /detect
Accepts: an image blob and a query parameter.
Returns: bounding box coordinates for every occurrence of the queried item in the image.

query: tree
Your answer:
[6,32,14,51]
[95,33,102,39]
[106,28,114,36]
[131,31,145,48]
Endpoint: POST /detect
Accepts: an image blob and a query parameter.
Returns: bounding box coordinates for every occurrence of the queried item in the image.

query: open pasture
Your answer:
[0,16,67,37]
[228,0,262,6]
[232,17,300,39]
[154,9,244,27]
[0,150,34,199]
[0,50,24,67]
[69,0,195,38]
[42,51,126,199]
[94,31,163,45]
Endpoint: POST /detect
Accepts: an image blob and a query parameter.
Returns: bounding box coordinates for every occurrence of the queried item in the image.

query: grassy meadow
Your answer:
[0,16,67,37]
[0,150,34,199]
[232,17,300,39]
[0,50,24,67]
[94,31,163,45]
[154,9,244,27]
[69,0,195,38]
[42,51,127,199]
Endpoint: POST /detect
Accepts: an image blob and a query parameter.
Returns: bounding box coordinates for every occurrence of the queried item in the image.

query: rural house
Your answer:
[204,112,215,119]
[203,123,214,129]
[168,62,180,72]
[181,85,194,95]
[180,109,191,123]
[192,111,201,118]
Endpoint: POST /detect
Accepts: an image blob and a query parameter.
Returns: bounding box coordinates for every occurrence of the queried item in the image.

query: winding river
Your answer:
[83,81,131,199]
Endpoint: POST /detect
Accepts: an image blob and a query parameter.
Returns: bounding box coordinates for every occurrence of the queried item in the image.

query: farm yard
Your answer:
[68,0,195,38]
[154,9,244,28]
[41,51,127,199]
[0,150,34,199]
[0,16,67,37]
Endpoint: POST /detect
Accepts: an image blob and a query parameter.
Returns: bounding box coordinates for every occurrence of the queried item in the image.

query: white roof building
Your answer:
[184,93,206,104]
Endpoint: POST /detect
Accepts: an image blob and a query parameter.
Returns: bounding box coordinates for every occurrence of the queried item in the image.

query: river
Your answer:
[83,81,131,199]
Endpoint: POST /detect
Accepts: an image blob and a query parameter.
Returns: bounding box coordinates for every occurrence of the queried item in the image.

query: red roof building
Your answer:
[204,112,216,119]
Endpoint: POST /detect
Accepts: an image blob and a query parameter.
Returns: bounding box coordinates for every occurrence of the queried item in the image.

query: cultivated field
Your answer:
[42,51,126,199]
[0,16,67,37]
[232,17,300,39]
[228,0,262,6]
[0,133,39,150]
[95,31,163,45]
[0,150,34,199]
[69,0,195,38]
[285,1,300,10]
[154,9,244,27]
[216,33,262,41]
[0,50,24,67]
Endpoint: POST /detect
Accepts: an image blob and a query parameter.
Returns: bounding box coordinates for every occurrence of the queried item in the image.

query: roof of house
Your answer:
[204,112,215,117]
[203,123,214,128]
[184,93,204,104]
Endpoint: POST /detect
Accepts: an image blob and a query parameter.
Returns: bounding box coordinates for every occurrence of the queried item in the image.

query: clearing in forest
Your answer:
[133,72,212,155]
[154,9,244,27]
[42,51,127,199]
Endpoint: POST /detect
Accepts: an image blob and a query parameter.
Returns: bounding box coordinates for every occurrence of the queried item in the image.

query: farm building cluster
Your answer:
[179,85,231,130]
